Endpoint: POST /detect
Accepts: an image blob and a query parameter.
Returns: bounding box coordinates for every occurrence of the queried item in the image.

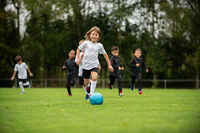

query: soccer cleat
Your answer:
[86,86,90,93]
[69,94,72,96]
[138,91,143,95]
[85,94,90,100]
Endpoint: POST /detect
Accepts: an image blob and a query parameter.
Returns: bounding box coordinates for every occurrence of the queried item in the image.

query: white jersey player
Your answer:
[11,56,33,94]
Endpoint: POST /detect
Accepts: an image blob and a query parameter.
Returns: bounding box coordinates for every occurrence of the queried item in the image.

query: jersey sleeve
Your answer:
[64,60,67,67]
[14,64,18,71]
[24,63,28,69]
[98,43,106,55]
[78,41,87,51]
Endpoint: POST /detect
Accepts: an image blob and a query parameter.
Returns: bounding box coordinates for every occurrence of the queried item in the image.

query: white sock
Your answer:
[19,82,24,93]
[90,80,97,95]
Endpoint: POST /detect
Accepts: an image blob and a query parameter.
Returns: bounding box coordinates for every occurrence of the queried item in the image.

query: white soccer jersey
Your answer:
[14,62,28,79]
[79,40,106,70]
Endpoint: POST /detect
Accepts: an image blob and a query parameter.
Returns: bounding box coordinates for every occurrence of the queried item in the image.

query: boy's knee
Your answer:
[91,72,98,81]
[19,82,23,86]
[84,79,90,86]
[91,77,97,81]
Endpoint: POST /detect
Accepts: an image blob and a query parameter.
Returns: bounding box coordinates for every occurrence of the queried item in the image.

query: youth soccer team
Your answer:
[11,26,149,99]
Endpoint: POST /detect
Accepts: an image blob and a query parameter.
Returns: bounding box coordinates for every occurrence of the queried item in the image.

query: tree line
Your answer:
[0,0,200,87]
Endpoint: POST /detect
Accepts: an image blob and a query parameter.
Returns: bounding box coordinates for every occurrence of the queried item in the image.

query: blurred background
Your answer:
[0,0,200,88]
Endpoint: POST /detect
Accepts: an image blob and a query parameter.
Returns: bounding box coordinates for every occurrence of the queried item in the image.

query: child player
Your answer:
[76,26,113,99]
[108,46,124,96]
[11,55,33,94]
[62,50,78,96]
[129,48,148,95]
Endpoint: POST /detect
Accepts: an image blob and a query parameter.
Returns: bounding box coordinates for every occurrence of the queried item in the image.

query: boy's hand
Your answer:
[76,59,80,65]
[11,76,14,81]
[119,67,124,70]
[146,68,149,73]
[62,66,66,70]
[98,65,102,72]
[136,64,140,67]
[108,65,114,72]
[29,72,33,77]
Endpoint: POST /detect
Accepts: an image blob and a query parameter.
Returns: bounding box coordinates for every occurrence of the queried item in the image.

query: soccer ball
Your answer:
[89,92,104,105]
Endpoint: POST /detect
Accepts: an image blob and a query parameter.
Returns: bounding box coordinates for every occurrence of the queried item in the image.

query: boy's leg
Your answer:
[117,74,123,96]
[130,76,136,91]
[137,73,143,94]
[66,75,72,96]
[83,78,90,94]
[82,69,91,100]
[90,68,99,95]
[18,80,25,94]
[79,76,84,86]
[109,75,115,89]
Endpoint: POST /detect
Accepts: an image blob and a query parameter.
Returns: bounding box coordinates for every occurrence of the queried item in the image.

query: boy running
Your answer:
[11,56,33,94]
[129,48,148,95]
[62,50,78,96]
[108,46,124,96]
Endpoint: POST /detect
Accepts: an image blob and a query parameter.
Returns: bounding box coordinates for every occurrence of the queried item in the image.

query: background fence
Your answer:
[0,79,199,89]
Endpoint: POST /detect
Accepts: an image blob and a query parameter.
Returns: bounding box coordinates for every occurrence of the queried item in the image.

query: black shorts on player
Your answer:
[82,67,99,79]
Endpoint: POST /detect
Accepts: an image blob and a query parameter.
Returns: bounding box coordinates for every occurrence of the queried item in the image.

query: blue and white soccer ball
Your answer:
[89,92,104,105]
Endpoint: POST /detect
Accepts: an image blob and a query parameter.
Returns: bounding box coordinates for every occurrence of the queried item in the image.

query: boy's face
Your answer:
[112,50,119,56]
[135,50,142,58]
[69,51,75,59]
[90,30,99,43]
[17,60,22,64]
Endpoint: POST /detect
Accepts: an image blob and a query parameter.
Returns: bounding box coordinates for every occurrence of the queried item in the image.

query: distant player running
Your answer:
[62,50,78,96]
[129,48,149,95]
[11,56,33,94]
[108,46,124,96]
[76,26,114,100]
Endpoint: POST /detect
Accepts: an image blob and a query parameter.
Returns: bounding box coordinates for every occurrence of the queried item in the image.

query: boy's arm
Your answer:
[27,68,33,77]
[118,57,124,70]
[129,58,136,68]
[11,71,17,80]
[98,64,101,71]
[76,48,81,65]
[142,60,149,72]
[103,53,114,72]
[110,56,118,70]
[62,59,67,70]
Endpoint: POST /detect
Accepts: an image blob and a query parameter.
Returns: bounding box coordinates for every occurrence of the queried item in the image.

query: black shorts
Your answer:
[131,73,142,80]
[82,68,98,79]
[18,79,28,83]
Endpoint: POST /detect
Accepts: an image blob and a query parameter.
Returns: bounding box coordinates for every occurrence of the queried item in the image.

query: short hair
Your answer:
[15,55,22,62]
[111,46,119,51]
[133,48,142,53]
[84,26,101,41]
[69,49,75,54]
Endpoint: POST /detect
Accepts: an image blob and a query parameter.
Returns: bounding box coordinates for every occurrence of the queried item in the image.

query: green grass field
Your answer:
[0,88,200,133]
